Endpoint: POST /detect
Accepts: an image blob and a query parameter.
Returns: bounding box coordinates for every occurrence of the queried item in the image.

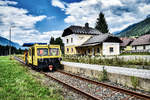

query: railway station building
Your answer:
[62,23,122,56]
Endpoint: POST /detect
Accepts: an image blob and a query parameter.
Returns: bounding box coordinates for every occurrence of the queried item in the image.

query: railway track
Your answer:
[14,56,150,100]
[14,56,99,100]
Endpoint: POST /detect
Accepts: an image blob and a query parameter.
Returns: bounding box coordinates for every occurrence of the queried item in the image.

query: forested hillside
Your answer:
[0,36,21,48]
[117,17,150,37]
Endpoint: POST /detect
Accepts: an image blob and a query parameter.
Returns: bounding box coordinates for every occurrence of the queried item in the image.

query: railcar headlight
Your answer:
[59,58,62,61]
[39,58,44,62]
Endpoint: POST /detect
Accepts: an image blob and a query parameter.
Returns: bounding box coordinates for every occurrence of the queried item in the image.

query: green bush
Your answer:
[98,67,108,81]
[62,55,150,68]
[130,76,139,89]
[120,52,150,55]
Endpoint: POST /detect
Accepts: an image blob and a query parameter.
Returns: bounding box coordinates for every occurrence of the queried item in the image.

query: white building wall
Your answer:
[132,46,136,50]
[102,42,120,55]
[146,45,150,49]
[136,46,144,50]
[132,45,150,50]
[62,34,92,46]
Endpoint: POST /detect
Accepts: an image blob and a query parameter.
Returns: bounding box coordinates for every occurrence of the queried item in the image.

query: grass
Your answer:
[0,56,63,100]
[130,76,139,89]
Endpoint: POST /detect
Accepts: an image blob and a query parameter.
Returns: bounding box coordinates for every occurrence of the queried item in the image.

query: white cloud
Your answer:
[11,30,63,45]
[0,0,17,5]
[43,30,63,38]
[51,0,150,33]
[0,5,46,28]
[101,0,123,7]
[46,16,56,20]
[139,4,150,15]
[51,0,65,10]
[63,0,101,26]
[0,0,61,45]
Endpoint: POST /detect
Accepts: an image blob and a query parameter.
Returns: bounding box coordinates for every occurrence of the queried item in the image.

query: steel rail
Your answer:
[57,70,150,100]
[14,56,100,100]
[41,72,100,100]
[14,56,150,100]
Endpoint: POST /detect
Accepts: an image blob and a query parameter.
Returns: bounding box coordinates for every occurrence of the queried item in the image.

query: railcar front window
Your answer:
[37,48,48,56]
[49,48,59,56]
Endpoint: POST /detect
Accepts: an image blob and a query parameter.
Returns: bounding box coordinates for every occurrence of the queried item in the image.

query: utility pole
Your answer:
[9,27,11,59]
[9,25,15,60]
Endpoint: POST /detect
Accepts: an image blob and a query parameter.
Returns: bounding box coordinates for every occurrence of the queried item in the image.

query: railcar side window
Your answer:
[49,48,59,56]
[37,48,48,56]
[32,48,35,56]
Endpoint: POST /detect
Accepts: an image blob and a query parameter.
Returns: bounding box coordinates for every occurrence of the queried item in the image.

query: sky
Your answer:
[0,0,150,45]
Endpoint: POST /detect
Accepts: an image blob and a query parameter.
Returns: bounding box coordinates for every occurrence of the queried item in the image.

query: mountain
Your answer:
[113,31,121,35]
[0,36,21,49]
[116,17,150,37]
[147,14,150,18]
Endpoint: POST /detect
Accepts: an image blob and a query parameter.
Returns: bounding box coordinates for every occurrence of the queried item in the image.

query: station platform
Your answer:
[62,61,150,79]
[62,61,150,91]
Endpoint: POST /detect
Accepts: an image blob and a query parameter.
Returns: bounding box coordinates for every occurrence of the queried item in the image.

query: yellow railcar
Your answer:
[23,43,62,71]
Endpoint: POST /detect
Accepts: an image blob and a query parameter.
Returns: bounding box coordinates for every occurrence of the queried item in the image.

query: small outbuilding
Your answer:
[120,37,135,51]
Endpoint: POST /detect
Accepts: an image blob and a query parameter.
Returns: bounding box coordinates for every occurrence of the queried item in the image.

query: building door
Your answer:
[92,48,95,56]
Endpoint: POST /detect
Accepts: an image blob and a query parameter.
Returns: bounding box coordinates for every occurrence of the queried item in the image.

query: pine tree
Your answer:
[95,12,109,33]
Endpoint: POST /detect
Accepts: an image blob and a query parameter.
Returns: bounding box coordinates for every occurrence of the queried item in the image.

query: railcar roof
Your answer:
[22,43,47,47]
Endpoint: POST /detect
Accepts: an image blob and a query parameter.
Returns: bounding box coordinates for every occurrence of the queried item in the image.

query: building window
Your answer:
[66,39,69,44]
[84,51,86,55]
[88,49,90,54]
[143,45,146,50]
[67,48,69,52]
[97,48,100,53]
[71,48,73,52]
[71,38,73,43]
[77,50,79,54]
[110,47,114,53]
[135,46,137,50]
[92,48,95,55]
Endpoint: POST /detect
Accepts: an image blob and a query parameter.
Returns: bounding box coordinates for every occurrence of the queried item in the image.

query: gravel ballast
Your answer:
[47,71,142,100]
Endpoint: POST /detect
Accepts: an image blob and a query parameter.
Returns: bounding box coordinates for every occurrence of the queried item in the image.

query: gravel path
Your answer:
[47,72,142,100]
[62,61,150,79]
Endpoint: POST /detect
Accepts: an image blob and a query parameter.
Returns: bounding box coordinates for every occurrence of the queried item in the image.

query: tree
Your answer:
[55,37,64,54]
[49,37,55,44]
[0,45,24,56]
[49,37,64,54]
[55,37,63,45]
[95,12,109,33]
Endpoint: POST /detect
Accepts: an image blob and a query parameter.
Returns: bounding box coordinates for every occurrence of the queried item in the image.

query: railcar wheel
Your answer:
[36,67,41,72]
[31,65,36,70]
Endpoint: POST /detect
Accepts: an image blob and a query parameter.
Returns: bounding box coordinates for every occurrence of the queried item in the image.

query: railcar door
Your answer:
[32,47,35,66]
[28,48,32,64]
[32,47,37,66]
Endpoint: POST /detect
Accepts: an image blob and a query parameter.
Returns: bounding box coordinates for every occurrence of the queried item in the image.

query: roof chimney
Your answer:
[85,23,89,28]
